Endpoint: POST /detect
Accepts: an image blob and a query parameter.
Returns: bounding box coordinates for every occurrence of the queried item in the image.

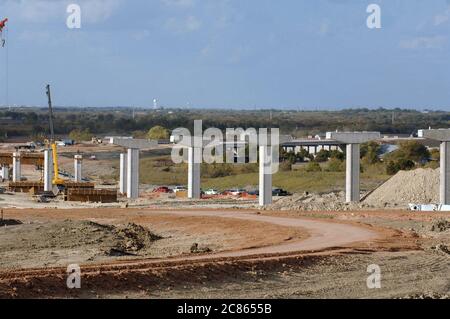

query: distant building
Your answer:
[281,138,343,156]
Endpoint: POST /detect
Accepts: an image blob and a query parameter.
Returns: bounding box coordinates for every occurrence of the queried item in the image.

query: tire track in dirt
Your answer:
[0,210,383,297]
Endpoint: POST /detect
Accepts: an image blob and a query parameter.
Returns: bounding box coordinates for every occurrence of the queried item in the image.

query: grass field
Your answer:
[137,156,390,194]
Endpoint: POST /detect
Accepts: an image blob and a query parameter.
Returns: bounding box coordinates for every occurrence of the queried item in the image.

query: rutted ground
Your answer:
[0,208,447,299]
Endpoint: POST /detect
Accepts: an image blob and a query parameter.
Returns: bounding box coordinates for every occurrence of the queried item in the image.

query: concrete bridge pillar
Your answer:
[127,148,140,199]
[346,144,361,203]
[188,147,201,199]
[327,132,381,203]
[259,145,273,206]
[119,153,128,195]
[12,152,21,182]
[419,129,450,205]
[441,141,450,205]
[74,155,82,182]
[109,138,157,200]
[44,149,53,192]
[1,165,9,181]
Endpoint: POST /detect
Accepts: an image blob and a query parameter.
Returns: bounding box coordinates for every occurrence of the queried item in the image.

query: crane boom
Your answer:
[46,84,55,142]
[46,84,63,185]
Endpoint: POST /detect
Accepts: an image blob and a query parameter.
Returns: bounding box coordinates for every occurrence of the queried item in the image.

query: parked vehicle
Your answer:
[248,190,259,196]
[272,188,291,196]
[229,189,246,196]
[204,189,219,195]
[172,186,187,193]
[153,186,173,193]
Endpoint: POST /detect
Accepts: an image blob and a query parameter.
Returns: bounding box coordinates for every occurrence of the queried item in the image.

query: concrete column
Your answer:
[259,145,273,206]
[188,147,201,199]
[44,149,53,192]
[346,144,360,203]
[440,141,450,205]
[12,152,21,182]
[1,165,9,181]
[119,153,128,195]
[127,148,139,199]
[74,155,82,182]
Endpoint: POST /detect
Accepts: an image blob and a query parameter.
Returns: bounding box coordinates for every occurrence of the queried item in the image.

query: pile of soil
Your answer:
[108,223,162,256]
[364,168,439,207]
[266,191,367,211]
[0,220,162,269]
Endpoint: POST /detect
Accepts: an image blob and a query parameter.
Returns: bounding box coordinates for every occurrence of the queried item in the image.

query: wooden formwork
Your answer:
[62,182,95,194]
[0,153,44,166]
[67,188,118,203]
[8,182,44,193]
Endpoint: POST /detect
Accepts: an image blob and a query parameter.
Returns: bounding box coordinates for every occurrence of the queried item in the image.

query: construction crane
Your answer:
[0,18,7,47]
[46,84,64,185]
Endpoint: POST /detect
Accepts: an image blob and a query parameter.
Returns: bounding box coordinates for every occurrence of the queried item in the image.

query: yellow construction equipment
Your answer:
[46,84,65,185]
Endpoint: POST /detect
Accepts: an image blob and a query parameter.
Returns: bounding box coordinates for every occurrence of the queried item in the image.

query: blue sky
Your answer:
[0,0,449,110]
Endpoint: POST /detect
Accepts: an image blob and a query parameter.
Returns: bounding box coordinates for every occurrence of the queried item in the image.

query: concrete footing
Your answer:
[119,153,128,195]
[188,147,201,199]
[44,149,53,192]
[127,148,139,199]
[12,152,21,182]
[259,145,273,206]
[74,155,82,182]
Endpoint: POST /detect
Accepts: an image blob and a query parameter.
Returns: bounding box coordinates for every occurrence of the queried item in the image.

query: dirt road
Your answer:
[0,208,389,298]
[150,210,380,259]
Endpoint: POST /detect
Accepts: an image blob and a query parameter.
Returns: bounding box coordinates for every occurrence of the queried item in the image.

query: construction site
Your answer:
[0,3,449,301]
[0,114,448,299]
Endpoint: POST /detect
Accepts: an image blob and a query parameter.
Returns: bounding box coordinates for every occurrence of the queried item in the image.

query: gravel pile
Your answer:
[363,168,439,208]
[267,168,441,211]
[266,192,369,211]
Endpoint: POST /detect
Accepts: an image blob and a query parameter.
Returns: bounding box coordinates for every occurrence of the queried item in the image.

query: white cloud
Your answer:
[161,0,196,8]
[132,29,150,41]
[434,8,450,26]
[399,36,448,50]
[81,0,123,24]
[318,21,329,36]
[165,15,202,33]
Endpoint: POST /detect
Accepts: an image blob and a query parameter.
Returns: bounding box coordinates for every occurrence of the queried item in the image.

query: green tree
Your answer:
[305,161,322,172]
[430,149,440,162]
[69,128,93,142]
[326,158,345,172]
[386,159,415,175]
[330,150,345,161]
[314,150,331,162]
[147,126,169,140]
[396,141,430,163]
[361,141,380,164]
